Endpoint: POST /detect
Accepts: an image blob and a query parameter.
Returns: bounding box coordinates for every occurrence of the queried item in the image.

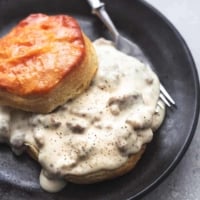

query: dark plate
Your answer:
[0,0,199,200]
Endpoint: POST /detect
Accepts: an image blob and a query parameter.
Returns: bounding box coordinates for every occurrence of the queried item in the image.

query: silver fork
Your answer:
[86,0,175,107]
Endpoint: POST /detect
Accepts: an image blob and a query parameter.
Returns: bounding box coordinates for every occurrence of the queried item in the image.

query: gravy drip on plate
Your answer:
[0,39,165,192]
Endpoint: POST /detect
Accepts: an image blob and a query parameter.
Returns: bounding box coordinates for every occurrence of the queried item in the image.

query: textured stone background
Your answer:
[142,0,200,200]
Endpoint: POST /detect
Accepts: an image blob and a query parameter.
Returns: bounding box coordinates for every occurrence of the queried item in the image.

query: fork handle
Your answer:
[86,0,119,41]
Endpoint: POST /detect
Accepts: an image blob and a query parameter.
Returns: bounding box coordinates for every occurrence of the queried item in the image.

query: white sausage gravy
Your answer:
[0,38,165,192]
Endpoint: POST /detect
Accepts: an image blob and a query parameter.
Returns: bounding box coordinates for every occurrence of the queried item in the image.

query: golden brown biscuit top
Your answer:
[0,13,85,96]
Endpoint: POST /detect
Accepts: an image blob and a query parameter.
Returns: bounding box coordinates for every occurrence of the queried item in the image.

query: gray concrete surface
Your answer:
[142,0,200,199]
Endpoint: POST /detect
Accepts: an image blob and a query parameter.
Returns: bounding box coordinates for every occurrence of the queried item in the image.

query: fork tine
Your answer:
[160,84,175,105]
[159,93,171,107]
[157,100,165,109]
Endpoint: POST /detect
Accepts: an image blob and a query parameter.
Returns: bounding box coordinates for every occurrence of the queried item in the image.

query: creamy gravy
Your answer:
[0,38,165,192]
